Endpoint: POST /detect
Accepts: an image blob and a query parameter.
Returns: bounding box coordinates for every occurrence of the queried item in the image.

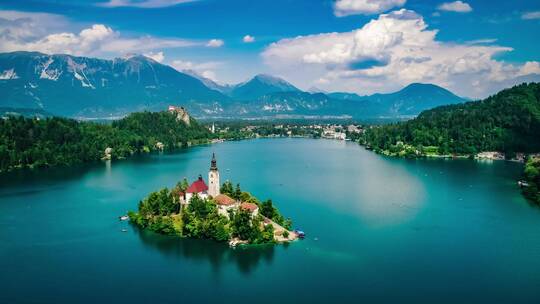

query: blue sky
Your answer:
[0,0,539,98]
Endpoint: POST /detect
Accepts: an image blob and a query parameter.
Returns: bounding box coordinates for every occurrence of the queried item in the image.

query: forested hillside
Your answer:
[0,111,211,172]
[361,82,540,205]
[362,83,540,156]
[523,158,540,205]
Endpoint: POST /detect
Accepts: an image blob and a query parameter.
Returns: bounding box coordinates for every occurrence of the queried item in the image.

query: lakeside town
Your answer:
[203,117,537,163]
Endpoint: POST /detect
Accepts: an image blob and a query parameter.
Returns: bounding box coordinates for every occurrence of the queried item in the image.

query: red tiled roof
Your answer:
[240,202,258,212]
[186,178,208,193]
[214,194,236,206]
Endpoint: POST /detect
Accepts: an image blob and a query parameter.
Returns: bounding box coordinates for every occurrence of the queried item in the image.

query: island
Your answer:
[128,153,299,246]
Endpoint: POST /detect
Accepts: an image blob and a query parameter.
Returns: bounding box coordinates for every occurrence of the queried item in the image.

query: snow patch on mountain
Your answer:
[67,57,95,89]
[39,58,62,81]
[0,68,19,80]
[262,103,294,112]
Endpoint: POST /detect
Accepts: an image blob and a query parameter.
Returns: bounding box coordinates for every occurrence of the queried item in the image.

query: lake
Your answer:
[1,138,539,303]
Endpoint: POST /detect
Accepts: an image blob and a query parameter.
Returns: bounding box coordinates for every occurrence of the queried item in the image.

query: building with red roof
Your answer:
[240,202,259,217]
[215,194,236,206]
[182,154,221,205]
[215,194,238,218]
[185,175,209,202]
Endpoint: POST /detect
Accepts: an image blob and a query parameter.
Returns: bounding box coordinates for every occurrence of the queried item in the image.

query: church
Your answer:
[182,153,220,204]
[179,153,259,218]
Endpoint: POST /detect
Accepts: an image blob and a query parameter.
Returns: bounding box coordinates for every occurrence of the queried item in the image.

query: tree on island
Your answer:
[261,199,276,219]
[260,199,292,230]
[231,209,255,240]
[234,183,242,200]
[177,178,189,192]
[220,180,234,196]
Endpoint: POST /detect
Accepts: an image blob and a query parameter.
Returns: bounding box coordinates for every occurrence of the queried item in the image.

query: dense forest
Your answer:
[362,83,540,156]
[0,111,212,172]
[361,82,540,204]
[523,158,540,205]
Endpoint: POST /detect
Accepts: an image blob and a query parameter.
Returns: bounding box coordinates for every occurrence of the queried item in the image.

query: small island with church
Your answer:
[128,153,299,246]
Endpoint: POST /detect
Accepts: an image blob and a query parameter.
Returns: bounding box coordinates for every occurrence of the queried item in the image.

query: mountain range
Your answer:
[0,51,467,119]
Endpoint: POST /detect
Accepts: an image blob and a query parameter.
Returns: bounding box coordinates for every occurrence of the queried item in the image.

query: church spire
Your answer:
[208,153,220,197]
[210,152,218,171]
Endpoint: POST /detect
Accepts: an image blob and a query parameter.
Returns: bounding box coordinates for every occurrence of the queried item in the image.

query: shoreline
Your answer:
[0,134,325,174]
[361,143,533,164]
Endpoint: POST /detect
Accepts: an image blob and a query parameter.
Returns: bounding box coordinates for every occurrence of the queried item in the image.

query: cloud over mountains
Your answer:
[262,9,540,98]
[0,10,217,57]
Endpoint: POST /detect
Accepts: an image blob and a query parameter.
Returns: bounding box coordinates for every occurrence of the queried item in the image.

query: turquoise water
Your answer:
[1,138,539,303]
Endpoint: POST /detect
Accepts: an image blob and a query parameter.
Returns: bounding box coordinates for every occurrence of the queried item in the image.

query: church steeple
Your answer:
[210,152,218,171]
[208,153,220,197]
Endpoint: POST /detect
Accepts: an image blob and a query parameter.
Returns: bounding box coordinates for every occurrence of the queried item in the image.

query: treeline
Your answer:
[214,122,324,140]
[0,111,212,172]
[129,181,292,244]
[362,83,540,156]
[523,158,540,205]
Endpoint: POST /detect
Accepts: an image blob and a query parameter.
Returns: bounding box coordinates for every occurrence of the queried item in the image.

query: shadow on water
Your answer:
[0,147,198,190]
[133,226,278,275]
[0,163,94,190]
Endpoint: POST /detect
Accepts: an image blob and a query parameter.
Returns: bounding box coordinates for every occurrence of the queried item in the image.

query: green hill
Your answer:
[362,82,540,155]
[0,110,211,172]
[361,82,540,204]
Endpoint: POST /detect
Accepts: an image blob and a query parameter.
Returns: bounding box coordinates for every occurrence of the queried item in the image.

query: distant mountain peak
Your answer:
[395,82,462,98]
[404,82,436,88]
[122,53,139,60]
[252,73,284,82]
[0,51,229,117]
[229,74,299,100]
[308,86,328,94]
[121,53,153,61]
[0,51,468,119]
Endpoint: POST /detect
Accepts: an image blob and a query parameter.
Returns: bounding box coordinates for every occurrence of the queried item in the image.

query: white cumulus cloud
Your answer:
[521,11,540,20]
[517,61,540,77]
[144,51,165,62]
[262,9,540,98]
[171,59,223,81]
[437,1,472,13]
[334,0,406,16]
[206,39,224,47]
[97,0,198,8]
[0,10,203,57]
[243,35,255,43]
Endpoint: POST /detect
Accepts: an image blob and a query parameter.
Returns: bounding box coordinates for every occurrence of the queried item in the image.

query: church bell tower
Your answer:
[208,153,220,197]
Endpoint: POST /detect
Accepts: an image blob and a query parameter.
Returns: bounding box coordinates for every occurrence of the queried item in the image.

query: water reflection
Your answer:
[133,226,277,275]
